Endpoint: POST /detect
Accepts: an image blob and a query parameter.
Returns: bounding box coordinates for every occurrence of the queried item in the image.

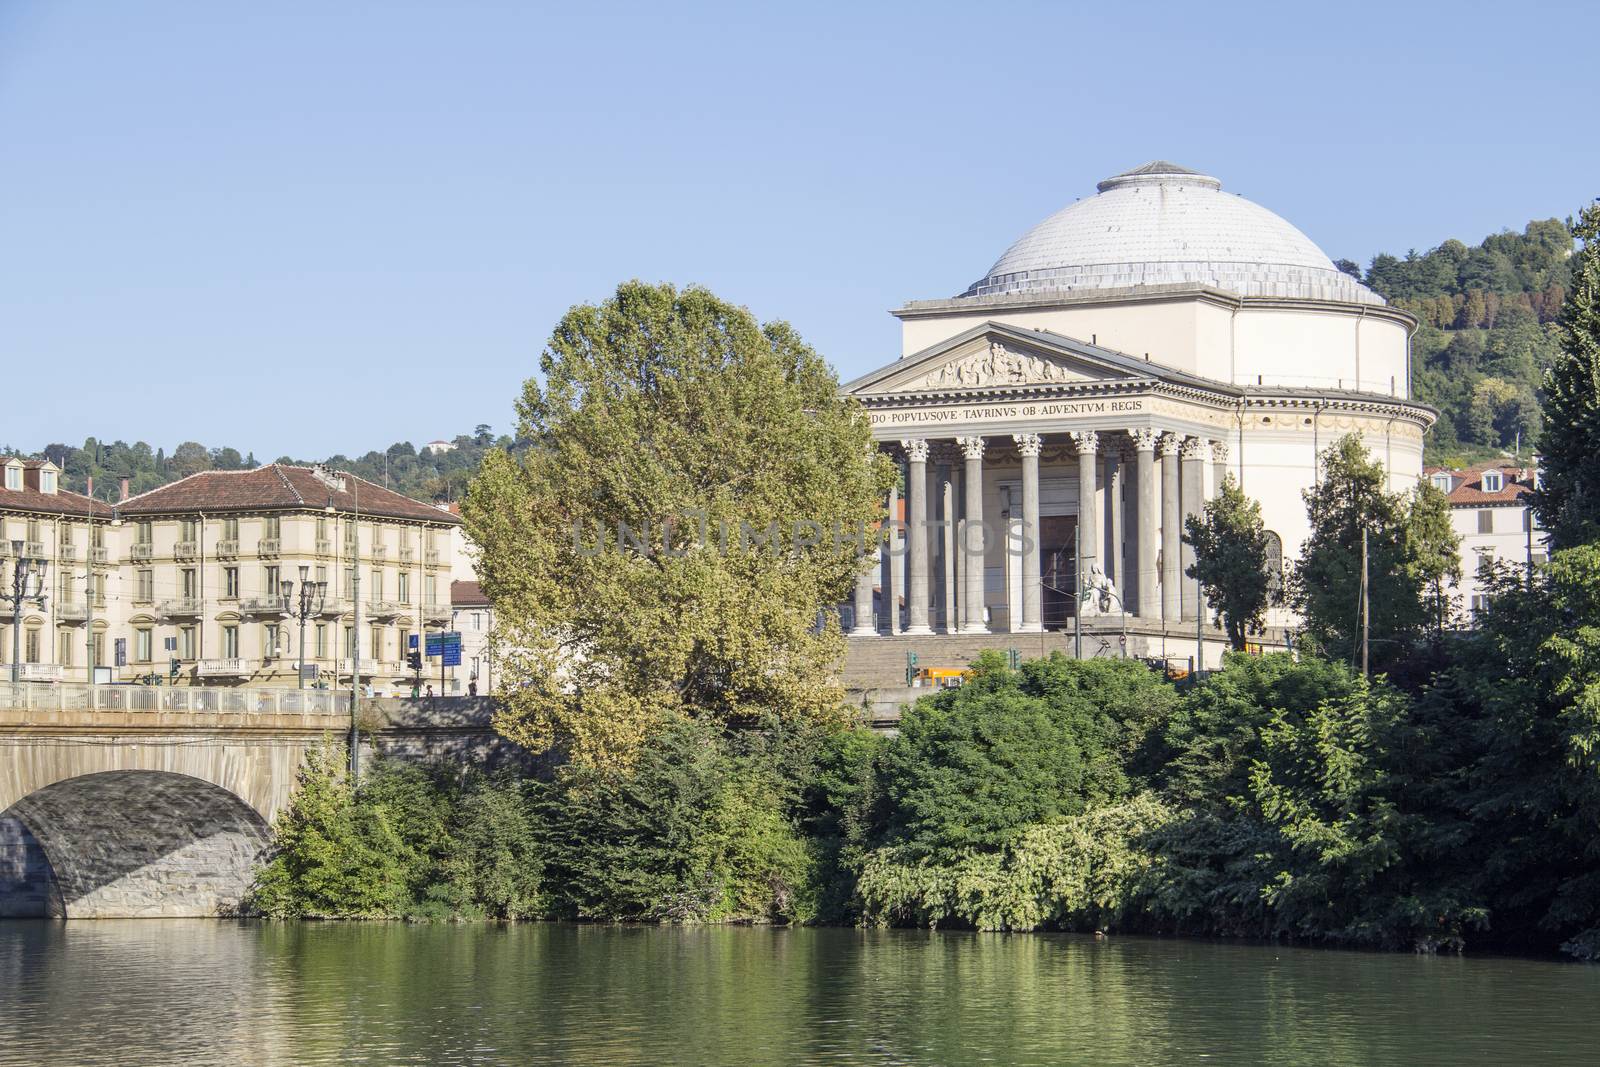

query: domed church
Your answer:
[840,161,1431,673]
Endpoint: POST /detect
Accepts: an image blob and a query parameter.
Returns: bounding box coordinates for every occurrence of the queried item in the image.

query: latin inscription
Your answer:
[868,398,1146,427]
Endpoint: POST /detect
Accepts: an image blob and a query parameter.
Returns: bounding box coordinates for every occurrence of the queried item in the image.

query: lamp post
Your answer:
[8,539,48,684]
[283,564,327,689]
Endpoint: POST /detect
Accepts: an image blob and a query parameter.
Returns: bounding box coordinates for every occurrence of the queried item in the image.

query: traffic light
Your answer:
[906,650,918,686]
[407,651,422,671]
[169,657,181,680]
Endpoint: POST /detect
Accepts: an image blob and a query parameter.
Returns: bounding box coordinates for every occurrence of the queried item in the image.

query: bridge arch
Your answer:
[0,771,271,918]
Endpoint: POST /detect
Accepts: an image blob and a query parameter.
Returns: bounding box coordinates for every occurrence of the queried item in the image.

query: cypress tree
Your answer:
[1535,204,1600,547]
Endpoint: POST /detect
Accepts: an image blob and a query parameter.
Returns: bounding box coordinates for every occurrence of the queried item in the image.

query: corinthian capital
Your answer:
[1210,439,1230,464]
[900,438,931,464]
[1068,430,1099,455]
[1130,427,1160,452]
[1180,436,1211,460]
[1157,432,1182,458]
[1012,433,1044,458]
[956,435,986,461]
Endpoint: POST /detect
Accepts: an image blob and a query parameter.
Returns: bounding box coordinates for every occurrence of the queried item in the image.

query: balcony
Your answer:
[56,542,79,561]
[258,538,281,558]
[216,538,239,558]
[398,546,415,564]
[15,663,63,683]
[315,538,333,557]
[158,597,203,618]
[421,600,450,624]
[88,545,110,566]
[23,541,47,558]
[240,595,288,615]
[371,544,388,561]
[55,598,104,622]
[174,540,198,560]
[367,599,403,620]
[197,657,250,679]
[424,548,440,567]
[130,543,154,562]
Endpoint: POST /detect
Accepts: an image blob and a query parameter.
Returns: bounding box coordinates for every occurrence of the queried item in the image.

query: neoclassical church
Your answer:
[841,161,1431,674]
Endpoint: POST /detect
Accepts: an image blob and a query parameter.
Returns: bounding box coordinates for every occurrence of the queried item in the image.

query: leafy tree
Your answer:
[462,280,894,768]
[1535,204,1600,547]
[1294,435,1434,670]
[1405,481,1462,637]
[1183,474,1273,650]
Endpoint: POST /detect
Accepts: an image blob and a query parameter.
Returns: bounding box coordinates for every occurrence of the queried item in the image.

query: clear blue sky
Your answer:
[3,0,1593,459]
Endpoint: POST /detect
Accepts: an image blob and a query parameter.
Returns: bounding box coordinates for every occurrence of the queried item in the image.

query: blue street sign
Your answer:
[425,631,462,657]
[409,634,418,650]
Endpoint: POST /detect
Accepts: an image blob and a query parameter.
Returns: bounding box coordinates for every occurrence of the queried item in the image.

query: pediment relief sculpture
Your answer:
[914,341,1088,391]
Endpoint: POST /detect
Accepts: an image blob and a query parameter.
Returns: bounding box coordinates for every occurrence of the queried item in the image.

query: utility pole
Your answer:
[8,541,46,685]
[1073,535,1083,661]
[349,476,362,781]
[1360,527,1370,679]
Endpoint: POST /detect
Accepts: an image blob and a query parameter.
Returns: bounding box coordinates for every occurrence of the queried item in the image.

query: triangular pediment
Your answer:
[843,322,1156,396]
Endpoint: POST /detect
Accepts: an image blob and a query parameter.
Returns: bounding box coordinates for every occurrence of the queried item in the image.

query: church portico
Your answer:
[838,162,1434,683]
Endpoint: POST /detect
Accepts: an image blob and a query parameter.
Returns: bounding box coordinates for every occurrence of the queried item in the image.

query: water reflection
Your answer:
[2,921,1598,1066]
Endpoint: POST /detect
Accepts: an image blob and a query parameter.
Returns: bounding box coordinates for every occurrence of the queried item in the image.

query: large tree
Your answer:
[1183,474,1274,650]
[1294,435,1447,669]
[463,281,894,768]
[1535,204,1600,547]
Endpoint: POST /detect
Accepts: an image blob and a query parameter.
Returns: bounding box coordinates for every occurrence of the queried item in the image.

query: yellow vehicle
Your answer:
[916,667,969,690]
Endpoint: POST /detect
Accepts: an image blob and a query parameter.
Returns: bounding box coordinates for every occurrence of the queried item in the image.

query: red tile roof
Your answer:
[118,465,461,523]
[1424,463,1535,507]
[451,579,490,607]
[0,457,115,518]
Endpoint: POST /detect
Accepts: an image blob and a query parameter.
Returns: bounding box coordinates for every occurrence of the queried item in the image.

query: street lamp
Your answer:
[283,563,327,689]
[8,539,48,684]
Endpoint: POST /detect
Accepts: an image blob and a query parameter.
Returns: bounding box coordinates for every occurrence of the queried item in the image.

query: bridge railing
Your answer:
[0,681,351,717]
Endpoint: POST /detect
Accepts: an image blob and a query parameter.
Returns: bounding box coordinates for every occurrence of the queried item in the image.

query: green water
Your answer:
[2,921,1598,1066]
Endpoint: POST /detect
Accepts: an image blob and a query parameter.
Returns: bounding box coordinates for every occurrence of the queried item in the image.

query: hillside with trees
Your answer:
[1,425,525,505]
[1341,216,1574,463]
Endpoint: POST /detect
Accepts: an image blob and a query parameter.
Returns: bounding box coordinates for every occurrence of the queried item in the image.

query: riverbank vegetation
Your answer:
[254,220,1600,958]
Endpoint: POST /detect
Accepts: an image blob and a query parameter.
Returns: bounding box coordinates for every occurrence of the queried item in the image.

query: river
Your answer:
[2,921,1597,1065]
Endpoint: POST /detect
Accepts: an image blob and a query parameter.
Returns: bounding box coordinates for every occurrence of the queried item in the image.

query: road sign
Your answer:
[425,631,463,657]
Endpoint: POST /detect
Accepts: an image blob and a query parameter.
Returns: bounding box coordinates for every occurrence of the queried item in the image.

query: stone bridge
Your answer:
[0,683,511,920]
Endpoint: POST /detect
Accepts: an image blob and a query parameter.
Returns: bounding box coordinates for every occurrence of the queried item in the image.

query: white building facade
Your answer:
[841,162,1432,672]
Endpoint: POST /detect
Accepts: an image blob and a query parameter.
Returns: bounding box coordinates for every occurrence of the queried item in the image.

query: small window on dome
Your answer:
[1482,471,1504,493]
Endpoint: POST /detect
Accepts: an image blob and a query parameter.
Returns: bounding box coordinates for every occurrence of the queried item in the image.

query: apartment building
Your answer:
[1425,460,1547,620]
[3,460,467,690]
[0,457,118,683]
[450,579,494,695]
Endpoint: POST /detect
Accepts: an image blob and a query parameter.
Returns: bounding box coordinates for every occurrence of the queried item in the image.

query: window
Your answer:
[315,565,328,586]
[1482,471,1504,493]
[265,566,280,596]
[181,519,198,542]
[345,521,358,547]
[370,568,383,599]
[425,574,438,606]
[1430,473,1452,492]
[91,524,104,549]
[25,628,39,663]
[181,567,197,598]
[40,470,55,493]
[344,626,356,659]
[315,623,328,658]
[1478,510,1494,534]
[222,625,239,658]
[371,625,383,660]
[179,626,196,660]
[398,627,411,659]
[136,628,153,663]
[398,572,410,604]
[27,519,40,543]
[264,623,280,658]
[58,631,73,667]
[3,465,18,490]
[137,569,154,602]
[90,633,103,669]
[265,515,281,539]
[1476,550,1495,576]
[344,566,356,595]
[1471,595,1490,616]
[224,566,240,598]
[223,517,239,540]
[136,520,153,545]
[316,516,328,540]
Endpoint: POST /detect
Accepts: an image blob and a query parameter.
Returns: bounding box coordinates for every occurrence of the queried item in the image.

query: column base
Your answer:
[961,624,992,635]
[1010,624,1044,634]
[848,627,879,638]
[902,624,934,636]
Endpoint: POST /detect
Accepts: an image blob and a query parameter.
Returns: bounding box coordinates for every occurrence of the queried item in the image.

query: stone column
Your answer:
[941,470,957,632]
[901,439,932,635]
[1212,439,1231,495]
[1159,433,1182,622]
[1108,446,1125,602]
[850,556,876,636]
[885,480,902,634]
[1132,428,1160,620]
[1070,431,1100,585]
[1013,433,1043,632]
[1181,437,1209,621]
[957,435,987,633]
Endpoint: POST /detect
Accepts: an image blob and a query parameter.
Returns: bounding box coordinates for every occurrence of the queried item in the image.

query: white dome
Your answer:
[963,161,1382,306]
